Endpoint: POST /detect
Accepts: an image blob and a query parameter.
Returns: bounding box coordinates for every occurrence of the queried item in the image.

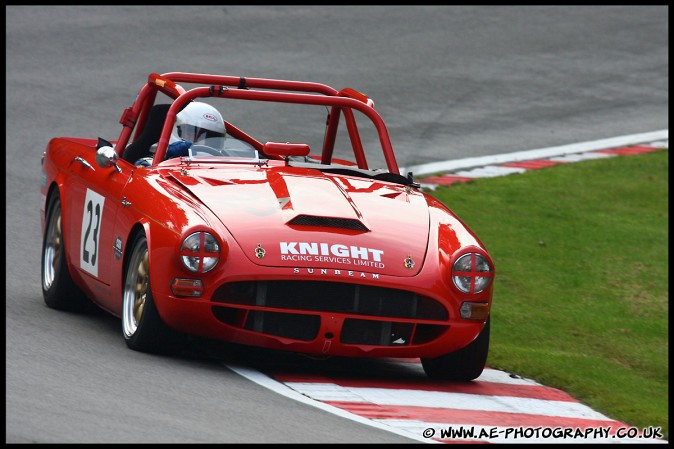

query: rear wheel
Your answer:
[122,232,182,353]
[41,191,91,312]
[421,316,490,381]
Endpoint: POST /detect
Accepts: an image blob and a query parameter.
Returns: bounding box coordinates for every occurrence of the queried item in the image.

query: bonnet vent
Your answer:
[287,215,369,232]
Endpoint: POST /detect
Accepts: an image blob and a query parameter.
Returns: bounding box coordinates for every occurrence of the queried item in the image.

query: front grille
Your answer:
[210,280,450,346]
[287,214,369,232]
[212,280,448,320]
[245,311,320,341]
[211,307,320,341]
[341,319,414,345]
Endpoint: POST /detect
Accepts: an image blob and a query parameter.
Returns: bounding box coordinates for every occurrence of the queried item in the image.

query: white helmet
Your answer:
[171,102,226,146]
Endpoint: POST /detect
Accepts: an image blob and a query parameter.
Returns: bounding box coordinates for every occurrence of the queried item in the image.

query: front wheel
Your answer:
[421,316,490,381]
[122,232,182,353]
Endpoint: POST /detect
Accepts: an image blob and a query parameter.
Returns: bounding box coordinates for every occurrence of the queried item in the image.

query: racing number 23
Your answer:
[80,189,105,277]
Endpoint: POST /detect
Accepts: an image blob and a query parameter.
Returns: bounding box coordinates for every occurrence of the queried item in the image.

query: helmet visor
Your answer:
[177,125,225,146]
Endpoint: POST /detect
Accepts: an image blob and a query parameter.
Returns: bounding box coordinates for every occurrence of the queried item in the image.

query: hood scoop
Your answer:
[287,214,369,232]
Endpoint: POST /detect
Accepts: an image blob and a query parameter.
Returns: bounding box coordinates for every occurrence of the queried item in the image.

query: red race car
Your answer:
[40,72,494,380]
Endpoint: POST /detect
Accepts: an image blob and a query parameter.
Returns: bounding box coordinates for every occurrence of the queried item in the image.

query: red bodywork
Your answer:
[40,73,493,359]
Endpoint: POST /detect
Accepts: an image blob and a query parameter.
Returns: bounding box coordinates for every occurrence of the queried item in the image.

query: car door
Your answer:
[63,143,132,304]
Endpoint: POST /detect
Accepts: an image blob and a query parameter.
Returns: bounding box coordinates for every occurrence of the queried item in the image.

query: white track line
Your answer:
[402,129,668,177]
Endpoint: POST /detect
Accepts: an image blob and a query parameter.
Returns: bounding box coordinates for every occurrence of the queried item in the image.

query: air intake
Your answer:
[287,215,369,232]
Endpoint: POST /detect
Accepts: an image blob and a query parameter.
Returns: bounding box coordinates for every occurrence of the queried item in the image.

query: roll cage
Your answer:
[115,72,400,174]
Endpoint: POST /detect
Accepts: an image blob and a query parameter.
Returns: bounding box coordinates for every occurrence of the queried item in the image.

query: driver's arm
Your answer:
[166,140,192,159]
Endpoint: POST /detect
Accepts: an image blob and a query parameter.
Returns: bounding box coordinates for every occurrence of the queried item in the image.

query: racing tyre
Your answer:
[122,232,182,353]
[421,316,490,381]
[41,191,91,312]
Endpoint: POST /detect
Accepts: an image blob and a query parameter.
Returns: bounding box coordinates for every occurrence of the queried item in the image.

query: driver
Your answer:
[168,101,227,158]
[135,101,226,166]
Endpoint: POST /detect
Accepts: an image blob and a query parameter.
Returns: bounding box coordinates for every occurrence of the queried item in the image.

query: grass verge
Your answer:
[429,149,668,439]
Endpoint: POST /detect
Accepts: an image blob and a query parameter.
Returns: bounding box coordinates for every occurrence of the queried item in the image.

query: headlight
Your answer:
[180,231,220,273]
[452,253,493,294]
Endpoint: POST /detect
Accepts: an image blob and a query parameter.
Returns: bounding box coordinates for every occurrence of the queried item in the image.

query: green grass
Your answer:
[429,149,668,439]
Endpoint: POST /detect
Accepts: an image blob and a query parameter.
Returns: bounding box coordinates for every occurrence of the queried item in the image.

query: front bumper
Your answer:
[156,277,487,359]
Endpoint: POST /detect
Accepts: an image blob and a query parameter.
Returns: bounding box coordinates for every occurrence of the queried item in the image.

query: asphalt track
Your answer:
[5,5,668,444]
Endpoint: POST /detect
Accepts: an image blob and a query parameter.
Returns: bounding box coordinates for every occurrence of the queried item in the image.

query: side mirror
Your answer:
[95,138,122,172]
[263,142,310,160]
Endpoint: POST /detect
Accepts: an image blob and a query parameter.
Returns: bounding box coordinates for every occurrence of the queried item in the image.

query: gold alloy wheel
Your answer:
[123,237,150,339]
[133,251,149,325]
